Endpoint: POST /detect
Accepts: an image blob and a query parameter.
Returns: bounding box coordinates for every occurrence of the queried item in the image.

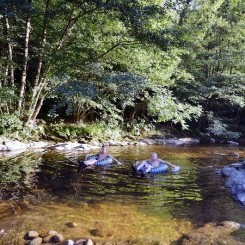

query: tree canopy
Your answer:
[0,0,244,140]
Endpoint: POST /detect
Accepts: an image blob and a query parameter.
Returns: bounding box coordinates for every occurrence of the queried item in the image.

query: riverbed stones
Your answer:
[48,230,58,235]
[86,239,94,245]
[180,221,242,245]
[29,237,42,245]
[27,231,39,239]
[53,233,64,242]
[43,234,53,243]
[90,228,103,237]
[75,238,87,245]
[66,222,79,228]
[0,229,4,237]
[63,239,75,245]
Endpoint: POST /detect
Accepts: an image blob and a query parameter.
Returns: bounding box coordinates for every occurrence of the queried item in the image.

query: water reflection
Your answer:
[0,145,245,242]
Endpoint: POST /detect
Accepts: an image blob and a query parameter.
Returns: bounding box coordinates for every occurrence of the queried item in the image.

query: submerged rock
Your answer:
[66,222,79,228]
[48,230,58,235]
[43,234,53,243]
[29,237,42,245]
[86,239,94,245]
[27,231,39,239]
[0,229,4,237]
[75,239,87,245]
[64,240,75,245]
[53,233,64,242]
[179,221,242,245]
[90,228,104,237]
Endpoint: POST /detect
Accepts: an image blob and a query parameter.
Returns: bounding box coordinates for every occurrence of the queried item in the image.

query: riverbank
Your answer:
[0,135,241,157]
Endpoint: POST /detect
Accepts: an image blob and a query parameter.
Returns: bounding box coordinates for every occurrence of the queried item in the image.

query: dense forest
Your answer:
[0,0,244,142]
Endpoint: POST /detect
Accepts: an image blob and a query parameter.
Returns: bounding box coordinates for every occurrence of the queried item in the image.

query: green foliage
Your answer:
[203,113,241,139]
[47,119,159,141]
[47,121,123,141]
[173,0,245,135]
[48,122,86,140]
[147,88,203,129]
[0,113,45,140]
[49,71,147,122]
[0,87,18,113]
[0,0,244,138]
[125,119,156,137]
[0,113,23,135]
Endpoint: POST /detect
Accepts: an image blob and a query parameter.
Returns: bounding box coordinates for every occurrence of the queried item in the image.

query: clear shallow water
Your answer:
[0,145,245,244]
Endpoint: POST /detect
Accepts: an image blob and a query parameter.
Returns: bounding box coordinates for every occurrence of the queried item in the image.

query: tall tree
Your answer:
[173,0,245,135]
[0,0,178,123]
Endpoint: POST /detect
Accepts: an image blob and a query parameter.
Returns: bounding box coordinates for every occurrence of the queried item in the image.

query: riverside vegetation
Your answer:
[0,1,245,245]
[0,0,244,143]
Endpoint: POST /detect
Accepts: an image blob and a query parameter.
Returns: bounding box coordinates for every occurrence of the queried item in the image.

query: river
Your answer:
[0,144,245,244]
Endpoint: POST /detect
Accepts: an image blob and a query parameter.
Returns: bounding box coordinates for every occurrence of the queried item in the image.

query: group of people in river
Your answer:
[78,145,180,176]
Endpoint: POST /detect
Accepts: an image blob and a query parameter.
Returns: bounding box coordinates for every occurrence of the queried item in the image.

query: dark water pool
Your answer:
[0,145,245,244]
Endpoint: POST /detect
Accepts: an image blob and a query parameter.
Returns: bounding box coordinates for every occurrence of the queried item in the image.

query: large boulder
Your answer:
[48,142,99,151]
[159,137,200,146]
[0,137,49,152]
[221,161,245,205]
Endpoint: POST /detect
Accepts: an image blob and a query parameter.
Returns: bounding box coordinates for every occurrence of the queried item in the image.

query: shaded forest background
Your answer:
[0,0,244,142]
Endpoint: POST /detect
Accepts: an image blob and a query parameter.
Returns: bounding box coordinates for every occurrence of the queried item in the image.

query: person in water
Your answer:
[134,152,180,174]
[78,145,121,171]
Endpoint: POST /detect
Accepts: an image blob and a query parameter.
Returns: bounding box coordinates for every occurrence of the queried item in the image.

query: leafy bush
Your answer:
[47,119,125,141]
[148,89,203,130]
[0,114,45,140]
[203,113,241,139]
[0,113,23,135]
[126,119,156,137]
[47,122,86,140]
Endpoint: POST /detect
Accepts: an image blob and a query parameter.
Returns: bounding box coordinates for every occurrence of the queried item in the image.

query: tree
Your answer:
[172,0,245,136]
[0,0,179,123]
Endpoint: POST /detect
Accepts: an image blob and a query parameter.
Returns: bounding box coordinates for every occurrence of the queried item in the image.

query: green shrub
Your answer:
[125,119,156,137]
[203,114,241,140]
[47,121,124,141]
[0,113,23,135]
[0,114,46,141]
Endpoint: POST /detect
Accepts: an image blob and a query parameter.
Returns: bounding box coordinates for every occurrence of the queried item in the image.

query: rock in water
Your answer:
[64,240,75,245]
[29,237,42,245]
[53,233,64,242]
[27,231,39,239]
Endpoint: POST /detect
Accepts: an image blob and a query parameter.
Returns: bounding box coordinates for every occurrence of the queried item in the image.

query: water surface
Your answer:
[0,145,245,244]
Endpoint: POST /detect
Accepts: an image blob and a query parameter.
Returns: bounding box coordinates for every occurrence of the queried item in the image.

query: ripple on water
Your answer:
[0,145,245,244]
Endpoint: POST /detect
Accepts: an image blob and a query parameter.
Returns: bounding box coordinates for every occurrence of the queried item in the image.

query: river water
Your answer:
[0,144,245,244]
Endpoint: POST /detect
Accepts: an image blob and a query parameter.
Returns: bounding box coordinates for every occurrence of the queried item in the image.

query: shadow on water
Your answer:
[0,144,245,243]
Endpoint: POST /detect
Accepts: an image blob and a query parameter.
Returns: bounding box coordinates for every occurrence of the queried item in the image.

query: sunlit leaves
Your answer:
[148,88,203,129]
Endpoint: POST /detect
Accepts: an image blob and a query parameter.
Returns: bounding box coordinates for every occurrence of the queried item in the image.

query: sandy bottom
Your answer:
[0,201,193,245]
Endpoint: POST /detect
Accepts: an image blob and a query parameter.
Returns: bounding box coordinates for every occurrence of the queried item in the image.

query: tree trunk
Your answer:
[26,0,50,123]
[28,82,45,122]
[18,0,32,116]
[4,15,14,87]
[32,96,44,121]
